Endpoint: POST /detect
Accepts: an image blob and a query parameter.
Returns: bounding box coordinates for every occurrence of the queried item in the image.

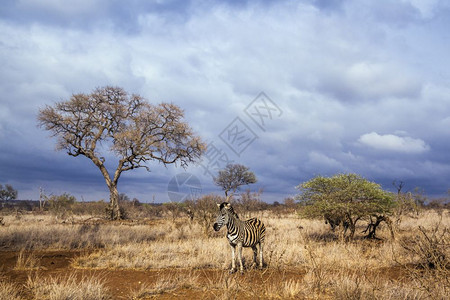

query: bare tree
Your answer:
[38,86,206,220]
[39,187,48,211]
[214,164,257,200]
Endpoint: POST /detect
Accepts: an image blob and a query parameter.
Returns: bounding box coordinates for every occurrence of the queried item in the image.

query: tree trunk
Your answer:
[348,224,356,240]
[92,157,123,220]
[364,216,382,239]
[364,215,394,240]
[346,215,359,240]
[107,185,122,220]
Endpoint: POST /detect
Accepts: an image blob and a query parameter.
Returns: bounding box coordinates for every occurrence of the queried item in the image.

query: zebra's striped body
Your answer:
[213,202,265,273]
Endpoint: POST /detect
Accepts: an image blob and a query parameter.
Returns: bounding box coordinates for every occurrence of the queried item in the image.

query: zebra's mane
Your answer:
[220,202,240,219]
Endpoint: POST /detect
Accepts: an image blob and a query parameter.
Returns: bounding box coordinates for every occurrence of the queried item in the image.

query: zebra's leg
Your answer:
[259,242,264,270]
[237,243,244,274]
[230,245,237,274]
[251,245,258,268]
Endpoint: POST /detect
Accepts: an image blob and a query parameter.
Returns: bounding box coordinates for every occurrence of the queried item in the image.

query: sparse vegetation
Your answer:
[130,271,199,298]
[0,196,448,299]
[14,249,41,271]
[26,273,111,300]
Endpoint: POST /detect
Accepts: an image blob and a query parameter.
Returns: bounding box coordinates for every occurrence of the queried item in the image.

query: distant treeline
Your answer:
[0,199,164,211]
[0,200,40,210]
[1,197,449,213]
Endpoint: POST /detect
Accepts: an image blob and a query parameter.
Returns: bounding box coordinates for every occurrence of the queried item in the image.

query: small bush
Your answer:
[235,189,268,217]
[401,224,449,270]
[185,194,224,236]
[14,249,41,270]
[71,201,108,216]
[397,220,450,299]
[47,193,77,220]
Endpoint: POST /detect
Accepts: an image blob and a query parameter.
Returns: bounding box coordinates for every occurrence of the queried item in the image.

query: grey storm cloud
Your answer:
[1,0,450,202]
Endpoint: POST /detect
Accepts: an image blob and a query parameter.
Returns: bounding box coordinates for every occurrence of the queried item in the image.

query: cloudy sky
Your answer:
[1,0,450,203]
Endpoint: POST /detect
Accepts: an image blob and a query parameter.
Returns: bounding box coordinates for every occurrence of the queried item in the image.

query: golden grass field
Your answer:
[0,206,449,299]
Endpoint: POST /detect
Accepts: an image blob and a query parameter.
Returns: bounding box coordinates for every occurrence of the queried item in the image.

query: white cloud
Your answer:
[358,132,430,153]
[347,62,421,99]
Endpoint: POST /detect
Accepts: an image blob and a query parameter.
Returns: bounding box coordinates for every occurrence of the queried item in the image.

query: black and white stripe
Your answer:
[213,202,265,273]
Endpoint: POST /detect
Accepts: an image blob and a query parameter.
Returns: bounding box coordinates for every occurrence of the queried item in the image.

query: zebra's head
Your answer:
[213,202,236,231]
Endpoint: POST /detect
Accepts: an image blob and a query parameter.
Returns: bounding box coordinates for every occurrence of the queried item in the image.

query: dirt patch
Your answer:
[1,249,84,271]
[0,250,415,299]
[0,250,307,299]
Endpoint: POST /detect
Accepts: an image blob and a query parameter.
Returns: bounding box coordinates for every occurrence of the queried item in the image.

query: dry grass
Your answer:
[14,249,41,270]
[0,215,168,250]
[72,238,228,270]
[263,279,304,299]
[1,209,449,299]
[25,273,111,300]
[0,273,110,300]
[0,280,22,300]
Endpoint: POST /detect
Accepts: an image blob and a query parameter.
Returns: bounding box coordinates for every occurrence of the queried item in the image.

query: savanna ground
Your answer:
[0,201,449,299]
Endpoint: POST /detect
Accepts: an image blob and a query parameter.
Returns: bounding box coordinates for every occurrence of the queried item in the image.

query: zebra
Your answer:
[324,213,349,234]
[213,202,265,274]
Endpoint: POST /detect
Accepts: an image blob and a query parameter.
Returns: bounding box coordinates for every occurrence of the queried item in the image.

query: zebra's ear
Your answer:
[216,203,221,208]
[225,203,231,209]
